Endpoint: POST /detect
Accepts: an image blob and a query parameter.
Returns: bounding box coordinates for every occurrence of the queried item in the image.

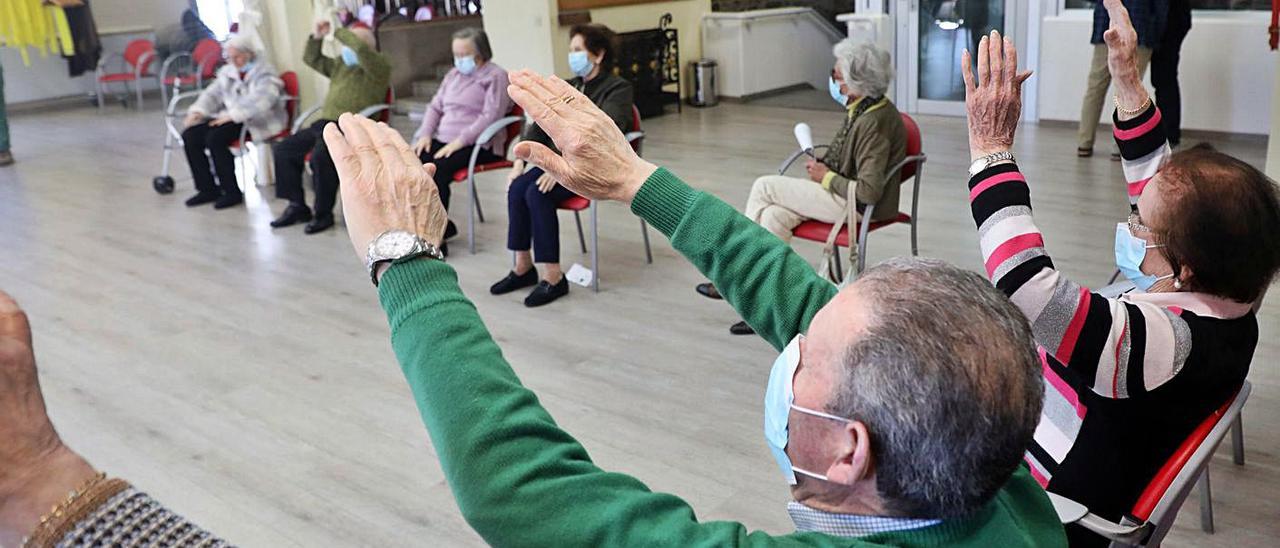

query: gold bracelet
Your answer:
[22,472,106,546]
[1115,94,1152,117]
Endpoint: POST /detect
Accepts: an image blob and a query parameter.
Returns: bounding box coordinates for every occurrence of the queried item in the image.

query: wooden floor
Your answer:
[0,100,1276,547]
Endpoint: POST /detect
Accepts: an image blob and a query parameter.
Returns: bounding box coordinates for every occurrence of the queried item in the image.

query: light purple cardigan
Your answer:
[414,61,512,153]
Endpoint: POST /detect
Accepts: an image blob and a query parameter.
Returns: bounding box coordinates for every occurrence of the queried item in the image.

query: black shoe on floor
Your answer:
[490,269,538,295]
[444,220,458,241]
[729,321,755,335]
[0,150,14,166]
[1110,151,1122,162]
[213,194,244,209]
[524,278,569,307]
[304,215,335,234]
[696,282,722,300]
[270,204,312,228]
[185,192,220,207]
[440,242,449,258]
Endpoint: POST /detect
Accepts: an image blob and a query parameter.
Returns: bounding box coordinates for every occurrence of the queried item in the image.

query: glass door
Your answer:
[895,0,1024,116]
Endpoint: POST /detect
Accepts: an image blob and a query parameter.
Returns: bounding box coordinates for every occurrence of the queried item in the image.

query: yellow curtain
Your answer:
[0,0,76,66]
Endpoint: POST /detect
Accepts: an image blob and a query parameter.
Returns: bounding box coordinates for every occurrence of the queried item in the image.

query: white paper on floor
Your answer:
[566,263,594,288]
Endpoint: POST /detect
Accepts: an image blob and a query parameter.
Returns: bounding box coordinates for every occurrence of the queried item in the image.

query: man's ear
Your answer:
[823,420,873,486]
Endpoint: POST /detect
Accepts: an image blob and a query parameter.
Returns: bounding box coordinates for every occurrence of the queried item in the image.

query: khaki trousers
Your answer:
[1078,44,1152,149]
[745,175,850,243]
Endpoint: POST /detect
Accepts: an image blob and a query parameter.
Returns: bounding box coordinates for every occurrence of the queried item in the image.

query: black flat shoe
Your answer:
[444,220,458,241]
[729,321,755,335]
[524,278,569,308]
[696,282,722,300]
[1076,147,1093,158]
[490,269,538,295]
[213,194,244,209]
[304,215,335,234]
[271,204,312,228]
[185,192,219,207]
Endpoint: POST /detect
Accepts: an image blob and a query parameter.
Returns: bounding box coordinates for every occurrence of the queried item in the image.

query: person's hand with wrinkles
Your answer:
[1102,0,1148,119]
[0,290,97,547]
[322,114,449,279]
[506,70,657,204]
[961,30,1033,162]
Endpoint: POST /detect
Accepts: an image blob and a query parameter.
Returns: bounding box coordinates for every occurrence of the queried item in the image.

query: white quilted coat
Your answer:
[189,61,288,140]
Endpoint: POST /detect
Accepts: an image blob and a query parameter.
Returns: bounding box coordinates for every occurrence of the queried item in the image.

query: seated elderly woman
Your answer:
[489,23,634,307]
[410,27,511,253]
[697,39,906,335]
[180,34,286,209]
[964,2,1280,545]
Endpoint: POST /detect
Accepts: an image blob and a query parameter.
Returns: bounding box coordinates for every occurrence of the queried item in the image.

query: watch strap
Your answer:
[371,244,445,287]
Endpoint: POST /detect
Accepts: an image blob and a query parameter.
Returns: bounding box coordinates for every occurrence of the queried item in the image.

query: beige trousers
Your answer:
[1078,44,1152,149]
[745,175,850,243]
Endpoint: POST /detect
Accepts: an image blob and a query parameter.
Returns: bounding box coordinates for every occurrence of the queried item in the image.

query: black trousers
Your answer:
[417,139,502,215]
[507,167,577,264]
[1152,8,1192,146]
[274,119,340,218]
[182,121,245,196]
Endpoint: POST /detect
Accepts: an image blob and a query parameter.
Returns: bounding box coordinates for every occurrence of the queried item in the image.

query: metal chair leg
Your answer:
[473,185,486,223]
[833,247,844,283]
[911,219,919,256]
[573,211,587,253]
[1198,469,1215,534]
[468,174,478,254]
[1232,415,1245,466]
[591,202,599,293]
[640,220,653,264]
[135,80,144,110]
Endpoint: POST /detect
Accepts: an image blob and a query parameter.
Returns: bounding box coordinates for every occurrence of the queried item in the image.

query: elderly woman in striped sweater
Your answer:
[963,1,1280,545]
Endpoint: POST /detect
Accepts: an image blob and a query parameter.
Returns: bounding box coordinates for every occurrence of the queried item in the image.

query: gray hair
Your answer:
[833,39,893,98]
[453,27,492,62]
[223,33,258,59]
[828,257,1042,519]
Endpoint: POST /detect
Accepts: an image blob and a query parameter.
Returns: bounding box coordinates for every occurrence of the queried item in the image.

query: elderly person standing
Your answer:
[179,34,286,209]
[964,2,1280,544]
[697,39,906,335]
[1076,0,1163,158]
[270,21,390,235]
[411,27,510,252]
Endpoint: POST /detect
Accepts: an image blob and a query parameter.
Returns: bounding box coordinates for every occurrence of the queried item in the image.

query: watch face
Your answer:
[376,231,418,258]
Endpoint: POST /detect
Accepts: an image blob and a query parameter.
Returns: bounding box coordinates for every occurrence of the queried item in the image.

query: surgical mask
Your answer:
[340,46,359,67]
[568,51,594,78]
[238,60,256,74]
[454,55,477,75]
[1115,222,1172,291]
[765,335,856,485]
[828,77,848,106]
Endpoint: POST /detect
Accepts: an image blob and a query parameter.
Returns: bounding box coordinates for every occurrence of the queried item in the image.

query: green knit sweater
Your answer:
[378,168,1066,547]
[304,29,391,121]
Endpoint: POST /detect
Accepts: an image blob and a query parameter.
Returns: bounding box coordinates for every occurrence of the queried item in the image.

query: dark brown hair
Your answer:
[1156,144,1280,303]
[569,23,618,71]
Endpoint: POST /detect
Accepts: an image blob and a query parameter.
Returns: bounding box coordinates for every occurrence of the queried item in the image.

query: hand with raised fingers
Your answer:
[961,30,1033,162]
[322,114,448,267]
[506,70,657,204]
[1102,0,1149,116]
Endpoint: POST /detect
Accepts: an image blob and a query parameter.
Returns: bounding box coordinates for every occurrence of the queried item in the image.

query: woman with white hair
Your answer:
[697,39,907,335]
[180,33,286,209]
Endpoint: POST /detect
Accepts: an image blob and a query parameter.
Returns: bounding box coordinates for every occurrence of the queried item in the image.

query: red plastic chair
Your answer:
[455,105,526,254]
[229,71,302,187]
[778,112,927,281]
[96,39,157,110]
[1051,381,1252,547]
[555,105,653,292]
[159,38,223,106]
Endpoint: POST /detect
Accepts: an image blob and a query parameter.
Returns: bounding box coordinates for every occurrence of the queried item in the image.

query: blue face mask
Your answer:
[568,51,594,78]
[238,60,256,74]
[828,77,848,106]
[1114,222,1172,291]
[340,46,359,67]
[765,335,855,485]
[454,55,477,75]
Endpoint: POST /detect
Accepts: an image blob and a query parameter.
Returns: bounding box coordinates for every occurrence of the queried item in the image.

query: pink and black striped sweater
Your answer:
[968,105,1255,528]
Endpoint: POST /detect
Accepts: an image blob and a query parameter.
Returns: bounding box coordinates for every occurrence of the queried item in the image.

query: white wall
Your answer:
[1038,10,1274,135]
[3,31,155,105]
[482,0,559,77]
[702,8,840,98]
[94,0,189,34]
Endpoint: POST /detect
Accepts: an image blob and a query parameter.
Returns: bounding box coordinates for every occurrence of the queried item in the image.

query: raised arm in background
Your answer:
[303,19,335,77]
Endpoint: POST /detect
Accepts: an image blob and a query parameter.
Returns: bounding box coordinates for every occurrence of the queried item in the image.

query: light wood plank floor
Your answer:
[0,100,1275,547]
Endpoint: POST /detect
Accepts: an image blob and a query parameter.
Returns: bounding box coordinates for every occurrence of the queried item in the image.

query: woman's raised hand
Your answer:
[961,30,1033,162]
[1102,0,1148,116]
[506,70,657,204]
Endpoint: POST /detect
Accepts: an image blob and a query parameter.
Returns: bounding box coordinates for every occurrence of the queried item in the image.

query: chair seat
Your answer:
[792,213,912,247]
[559,196,590,211]
[99,73,141,83]
[451,160,515,182]
[162,75,198,85]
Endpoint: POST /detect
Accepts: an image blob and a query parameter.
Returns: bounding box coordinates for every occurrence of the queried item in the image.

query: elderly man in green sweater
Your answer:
[270,21,390,235]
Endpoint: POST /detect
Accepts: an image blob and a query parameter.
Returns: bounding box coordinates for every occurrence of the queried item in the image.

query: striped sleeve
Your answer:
[1114,105,1172,208]
[969,164,1192,397]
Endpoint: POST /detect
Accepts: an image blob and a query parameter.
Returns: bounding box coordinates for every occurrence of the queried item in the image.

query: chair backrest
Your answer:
[628,104,644,154]
[507,104,526,143]
[899,112,922,182]
[123,39,156,74]
[192,38,223,78]
[376,88,395,122]
[1133,382,1250,545]
[280,71,301,126]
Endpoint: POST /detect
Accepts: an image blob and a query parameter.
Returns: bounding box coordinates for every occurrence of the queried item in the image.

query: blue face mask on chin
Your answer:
[1114,222,1173,291]
[828,77,848,106]
[568,51,594,78]
[340,46,359,67]
[238,60,256,74]
[765,335,855,485]
[454,55,477,75]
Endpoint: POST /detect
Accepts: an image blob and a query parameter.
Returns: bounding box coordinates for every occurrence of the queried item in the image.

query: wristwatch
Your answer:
[366,230,445,287]
[968,151,1016,177]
